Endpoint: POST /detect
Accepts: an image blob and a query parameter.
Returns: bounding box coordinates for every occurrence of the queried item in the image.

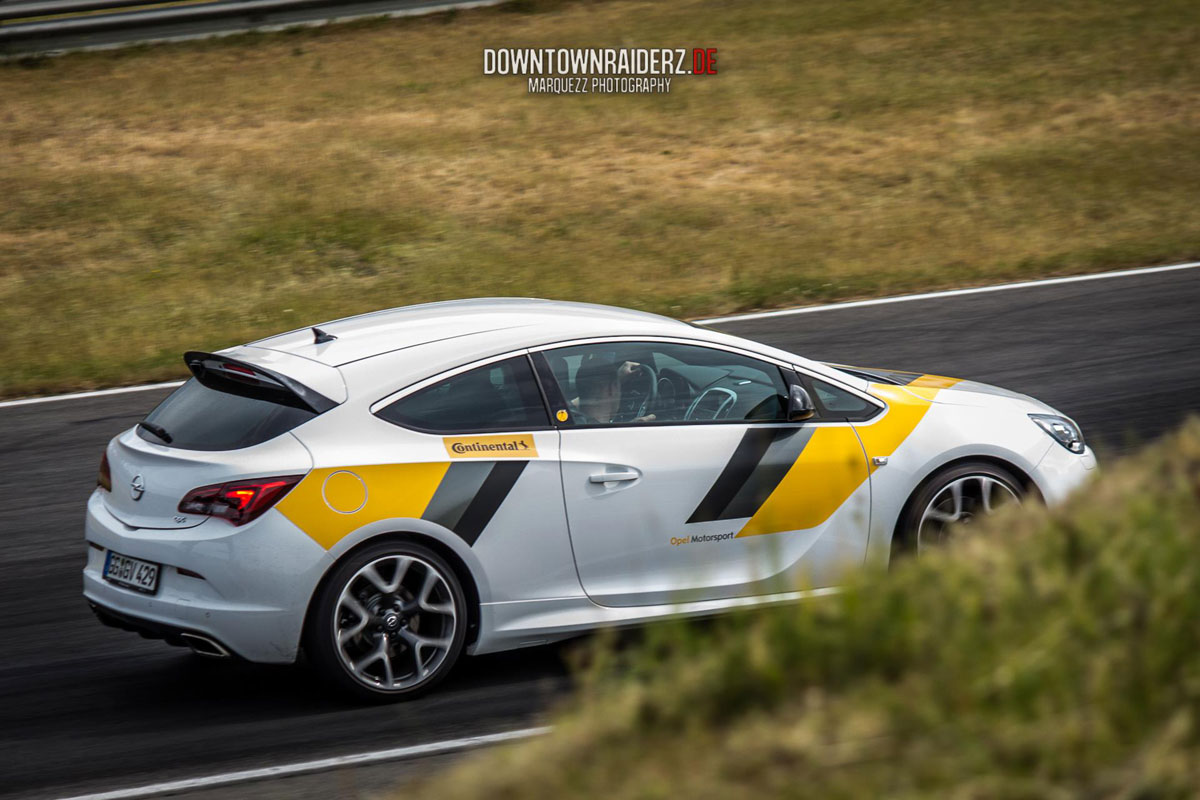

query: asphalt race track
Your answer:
[2,266,1197,799]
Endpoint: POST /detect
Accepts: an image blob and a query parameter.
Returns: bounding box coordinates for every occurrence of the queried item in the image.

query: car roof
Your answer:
[245,298,694,367]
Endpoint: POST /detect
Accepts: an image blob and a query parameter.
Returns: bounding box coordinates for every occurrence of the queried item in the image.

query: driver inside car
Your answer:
[571,357,657,424]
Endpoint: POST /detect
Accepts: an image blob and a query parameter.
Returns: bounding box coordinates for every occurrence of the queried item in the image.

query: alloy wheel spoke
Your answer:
[338,614,370,645]
[419,599,455,615]
[925,508,959,523]
[418,571,453,615]
[980,477,996,514]
[398,627,451,652]
[340,593,369,619]
[397,628,451,676]
[359,564,390,594]
[352,633,388,674]
[379,642,395,686]
[949,480,964,520]
[337,593,372,644]
[417,569,453,617]
[362,557,410,595]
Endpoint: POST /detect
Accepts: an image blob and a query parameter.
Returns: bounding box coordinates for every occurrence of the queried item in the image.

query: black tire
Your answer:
[893,461,1024,557]
[305,540,468,702]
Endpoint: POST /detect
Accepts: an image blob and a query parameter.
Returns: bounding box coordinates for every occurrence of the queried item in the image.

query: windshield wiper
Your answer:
[138,421,173,444]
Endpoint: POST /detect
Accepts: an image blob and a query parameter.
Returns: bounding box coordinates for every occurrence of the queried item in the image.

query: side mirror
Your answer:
[788,384,816,422]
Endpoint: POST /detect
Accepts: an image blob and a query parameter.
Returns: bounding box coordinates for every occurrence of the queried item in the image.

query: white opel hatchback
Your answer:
[85,299,1095,699]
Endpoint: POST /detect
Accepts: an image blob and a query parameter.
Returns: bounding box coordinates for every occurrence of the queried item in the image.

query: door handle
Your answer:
[589,471,640,483]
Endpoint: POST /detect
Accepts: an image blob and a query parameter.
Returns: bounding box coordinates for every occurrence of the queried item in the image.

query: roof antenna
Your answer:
[312,327,337,344]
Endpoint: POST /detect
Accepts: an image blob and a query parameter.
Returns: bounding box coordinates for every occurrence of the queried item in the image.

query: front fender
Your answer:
[862,402,1054,567]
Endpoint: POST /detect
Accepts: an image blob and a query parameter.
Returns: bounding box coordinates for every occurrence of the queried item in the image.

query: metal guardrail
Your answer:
[0,0,505,56]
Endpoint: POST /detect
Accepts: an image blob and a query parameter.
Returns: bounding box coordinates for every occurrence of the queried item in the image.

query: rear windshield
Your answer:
[137,378,316,451]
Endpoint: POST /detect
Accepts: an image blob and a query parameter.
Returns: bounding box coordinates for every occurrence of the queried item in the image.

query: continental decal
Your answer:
[275,460,527,549]
[444,434,538,458]
[685,375,953,539]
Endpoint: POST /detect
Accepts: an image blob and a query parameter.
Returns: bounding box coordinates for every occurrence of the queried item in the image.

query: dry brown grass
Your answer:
[398,418,1200,799]
[2,0,1198,395]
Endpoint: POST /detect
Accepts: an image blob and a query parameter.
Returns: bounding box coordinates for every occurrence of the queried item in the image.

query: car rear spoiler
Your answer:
[183,351,339,413]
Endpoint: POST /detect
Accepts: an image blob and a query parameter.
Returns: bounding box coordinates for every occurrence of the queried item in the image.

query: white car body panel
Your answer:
[83,298,1096,662]
[557,422,871,607]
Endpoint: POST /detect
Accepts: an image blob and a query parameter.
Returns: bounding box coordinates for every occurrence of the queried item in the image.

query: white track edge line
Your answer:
[0,381,185,409]
[54,726,551,800]
[693,260,1200,325]
[4,260,1197,409]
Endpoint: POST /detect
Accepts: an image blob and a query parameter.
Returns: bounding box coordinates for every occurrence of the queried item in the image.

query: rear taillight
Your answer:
[178,475,303,526]
[98,452,112,492]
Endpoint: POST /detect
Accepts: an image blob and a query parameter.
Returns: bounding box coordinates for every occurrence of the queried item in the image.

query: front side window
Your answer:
[539,341,789,426]
[377,355,550,433]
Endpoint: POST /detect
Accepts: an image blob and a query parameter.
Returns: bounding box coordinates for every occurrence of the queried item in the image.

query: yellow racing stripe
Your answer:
[738,425,868,537]
[736,377,952,537]
[902,374,961,402]
[276,462,450,550]
[907,374,961,390]
[855,384,934,472]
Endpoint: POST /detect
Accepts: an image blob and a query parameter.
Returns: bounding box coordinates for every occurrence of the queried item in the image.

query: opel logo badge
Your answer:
[130,474,145,501]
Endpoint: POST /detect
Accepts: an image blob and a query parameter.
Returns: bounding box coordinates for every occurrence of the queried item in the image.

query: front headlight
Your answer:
[1029,413,1085,454]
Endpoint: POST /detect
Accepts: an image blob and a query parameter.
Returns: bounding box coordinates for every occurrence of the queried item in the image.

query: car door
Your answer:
[369,353,578,603]
[533,339,874,608]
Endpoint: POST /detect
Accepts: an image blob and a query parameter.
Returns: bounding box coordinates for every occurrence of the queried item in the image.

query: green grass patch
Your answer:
[1,0,1198,396]
[407,418,1200,798]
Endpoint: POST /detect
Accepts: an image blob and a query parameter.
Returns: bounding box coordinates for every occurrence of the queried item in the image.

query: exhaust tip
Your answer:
[180,632,231,658]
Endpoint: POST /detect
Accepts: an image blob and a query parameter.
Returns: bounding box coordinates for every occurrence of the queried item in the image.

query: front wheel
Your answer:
[894,462,1024,556]
[306,541,468,702]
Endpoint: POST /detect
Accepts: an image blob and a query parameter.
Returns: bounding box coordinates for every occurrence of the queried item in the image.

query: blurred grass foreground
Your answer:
[2,0,1199,396]
[413,419,1200,799]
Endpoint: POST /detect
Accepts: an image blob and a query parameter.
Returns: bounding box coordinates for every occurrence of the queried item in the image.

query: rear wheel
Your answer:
[894,462,1023,556]
[306,540,467,702]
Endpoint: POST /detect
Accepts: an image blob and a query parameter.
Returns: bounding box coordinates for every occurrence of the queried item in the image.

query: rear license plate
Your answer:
[103,550,160,594]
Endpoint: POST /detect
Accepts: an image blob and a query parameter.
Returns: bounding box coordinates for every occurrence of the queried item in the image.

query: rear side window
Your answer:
[377,356,550,433]
[138,379,317,451]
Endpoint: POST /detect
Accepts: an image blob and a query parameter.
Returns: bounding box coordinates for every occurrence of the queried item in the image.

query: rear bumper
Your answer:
[83,489,333,663]
[88,600,235,657]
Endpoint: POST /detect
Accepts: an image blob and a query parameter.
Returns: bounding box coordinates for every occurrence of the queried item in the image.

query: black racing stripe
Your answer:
[687,428,798,524]
[870,368,923,385]
[422,462,494,533]
[451,461,528,546]
[831,365,922,385]
[719,429,811,520]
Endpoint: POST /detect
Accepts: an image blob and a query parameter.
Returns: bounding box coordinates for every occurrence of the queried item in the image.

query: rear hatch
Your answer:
[102,352,337,530]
